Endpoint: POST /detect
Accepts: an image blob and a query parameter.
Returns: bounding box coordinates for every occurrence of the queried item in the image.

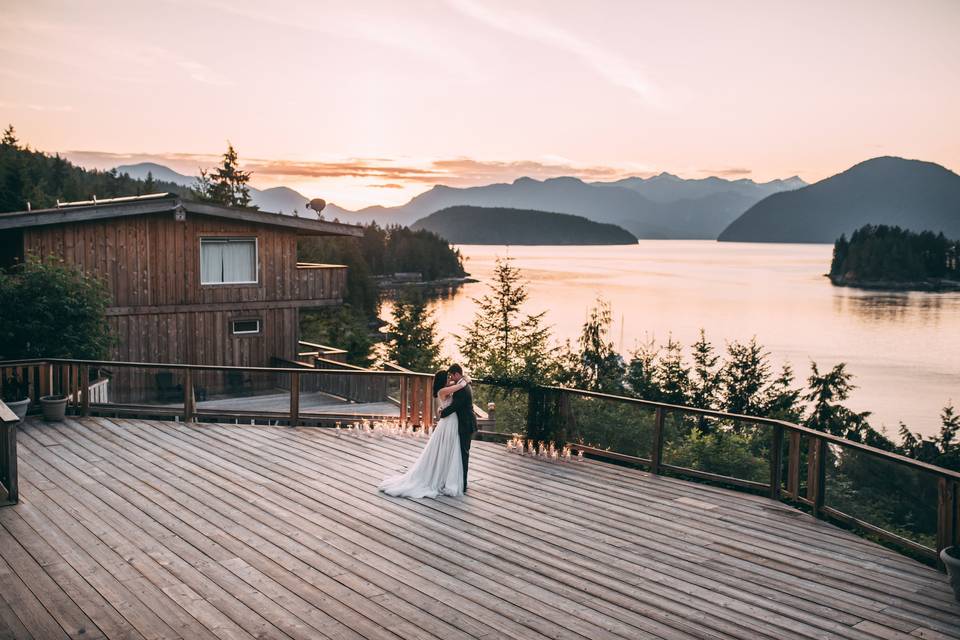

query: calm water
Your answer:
[384,241,960,438]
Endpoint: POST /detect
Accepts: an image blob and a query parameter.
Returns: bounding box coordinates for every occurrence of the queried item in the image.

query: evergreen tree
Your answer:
[624,338,659,400]
[1,125,18,148]
[193,143,255,208]
[720,338,771,416]
[763,363,803,422]
[143,170,156,194]
[386,292,442,372]
[803,362,873,440]
[688,330,720,412]
[655,336,689,404]
[457,257,554,381]
[561,298,625,392]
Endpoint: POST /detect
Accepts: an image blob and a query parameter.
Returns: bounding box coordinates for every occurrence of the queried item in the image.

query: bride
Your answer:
[378,370,467,498]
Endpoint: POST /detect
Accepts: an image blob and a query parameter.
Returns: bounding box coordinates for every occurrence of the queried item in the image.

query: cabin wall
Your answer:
[17,212,347,401]
[20,212,335,307]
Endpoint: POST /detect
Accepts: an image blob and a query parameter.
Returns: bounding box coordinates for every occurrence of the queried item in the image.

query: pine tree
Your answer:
[386,293,442,372]
[457,257,554,381]
[143,170,156,194]
[720,338,771,416]
[655,335,689,404]
[1,125,18,148]
[689,329,720,411]
[624,338,659,400]
[564,298,624,392]
[193,142,255,208]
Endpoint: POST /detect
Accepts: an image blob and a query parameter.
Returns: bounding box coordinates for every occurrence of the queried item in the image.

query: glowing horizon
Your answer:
[2,0,958,209]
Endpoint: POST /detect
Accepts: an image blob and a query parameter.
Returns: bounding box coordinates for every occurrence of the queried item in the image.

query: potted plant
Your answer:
[2,373,30,421]
[941,547,960,602]
[39,394,68,422]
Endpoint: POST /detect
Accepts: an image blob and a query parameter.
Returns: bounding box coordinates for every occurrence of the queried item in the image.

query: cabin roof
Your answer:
[0,192,363,237]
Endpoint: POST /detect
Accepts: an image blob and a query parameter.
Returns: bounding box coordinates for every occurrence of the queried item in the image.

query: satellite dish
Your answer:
[308,198,327,214]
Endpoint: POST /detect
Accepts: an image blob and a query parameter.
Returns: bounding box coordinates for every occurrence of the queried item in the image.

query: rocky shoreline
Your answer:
[828,274,960,292]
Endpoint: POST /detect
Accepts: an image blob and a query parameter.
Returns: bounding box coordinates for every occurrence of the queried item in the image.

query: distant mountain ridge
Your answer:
[115,161,805,238]
[116,162,312,215]
[326,173,806,239]
[411,206,638,245]
[718,157,960,243]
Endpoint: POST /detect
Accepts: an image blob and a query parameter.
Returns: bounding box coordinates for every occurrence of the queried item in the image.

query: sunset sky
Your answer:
[2,0,958,209]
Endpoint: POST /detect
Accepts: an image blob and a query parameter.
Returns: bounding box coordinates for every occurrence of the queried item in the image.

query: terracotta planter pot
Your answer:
[941,547,960,602]
[6,398,30,421]
[39,395,67,422]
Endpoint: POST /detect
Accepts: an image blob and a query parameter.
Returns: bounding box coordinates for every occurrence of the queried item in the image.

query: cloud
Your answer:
[63,150,633,187]
[447,0,660,104]
[699,167,752,177]
[0,101,74,113]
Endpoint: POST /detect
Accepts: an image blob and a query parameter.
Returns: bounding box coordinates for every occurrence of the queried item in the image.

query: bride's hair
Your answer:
[432,370,448,398]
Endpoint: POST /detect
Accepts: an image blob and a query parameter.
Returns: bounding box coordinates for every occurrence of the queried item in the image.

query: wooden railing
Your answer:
[0,358,435,429]
[294,263,347,302]
[0,399,18,506]
[474,382,960,569]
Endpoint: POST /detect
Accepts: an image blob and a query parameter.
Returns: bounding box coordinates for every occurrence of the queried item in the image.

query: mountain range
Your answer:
[115,161,805,239]
[411,206,639,245]
[325,174,806,239]
[116,162,312,215]
[718,157,960,243]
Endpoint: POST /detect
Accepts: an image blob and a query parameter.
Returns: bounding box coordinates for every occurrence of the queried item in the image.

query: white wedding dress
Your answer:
[378,392,463,498]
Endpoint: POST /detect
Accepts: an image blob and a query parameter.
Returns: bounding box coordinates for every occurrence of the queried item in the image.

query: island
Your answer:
[829,224,960,291]
[410,205,639,245]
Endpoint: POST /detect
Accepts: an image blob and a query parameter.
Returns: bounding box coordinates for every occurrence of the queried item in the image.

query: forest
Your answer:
[830,224,960,286]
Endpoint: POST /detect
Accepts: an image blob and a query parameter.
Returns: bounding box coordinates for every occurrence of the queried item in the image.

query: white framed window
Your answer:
[200,237,258,284]
[231,319,261,335]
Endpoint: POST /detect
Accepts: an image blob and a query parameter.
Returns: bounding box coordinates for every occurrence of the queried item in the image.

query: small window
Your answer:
[200,237,258,284]
[231,319,261,335]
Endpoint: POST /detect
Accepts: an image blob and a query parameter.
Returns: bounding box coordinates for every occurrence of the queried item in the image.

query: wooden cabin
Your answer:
[0,193,362,400]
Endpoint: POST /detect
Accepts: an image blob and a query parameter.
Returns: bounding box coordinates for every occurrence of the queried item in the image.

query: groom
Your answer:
[439,363,476,492]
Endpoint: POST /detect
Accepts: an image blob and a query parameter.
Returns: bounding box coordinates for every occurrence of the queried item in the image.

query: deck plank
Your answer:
[0,417,956,640]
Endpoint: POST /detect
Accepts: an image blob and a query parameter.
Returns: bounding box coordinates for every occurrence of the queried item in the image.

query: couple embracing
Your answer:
[378,364,476,498]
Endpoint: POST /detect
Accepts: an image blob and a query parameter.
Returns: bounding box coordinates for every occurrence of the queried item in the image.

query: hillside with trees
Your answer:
[412,206,638,245]
[0,126,190,213]
[830,225,960,290]
[719,157,960,243]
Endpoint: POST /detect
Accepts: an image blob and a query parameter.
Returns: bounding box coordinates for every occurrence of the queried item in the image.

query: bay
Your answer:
[383,241,960,438]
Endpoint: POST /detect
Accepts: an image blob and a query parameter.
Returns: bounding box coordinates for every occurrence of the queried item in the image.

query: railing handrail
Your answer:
[0,358,434,379]
[518,383,960,482]
[0,399,17,424]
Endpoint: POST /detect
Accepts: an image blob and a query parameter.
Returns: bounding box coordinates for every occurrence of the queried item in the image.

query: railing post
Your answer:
[79,366,90,417]
[183,369,195,423]
[650,407,664,475]
[290,371,300,426]
[487,402,496,432]
[770,424,783,500]
[399,375,408,426]
[786,430,801,499]
[937,478,958,569]
[422,377,433,430]
[807,436,827,519]
[0,401,18,505]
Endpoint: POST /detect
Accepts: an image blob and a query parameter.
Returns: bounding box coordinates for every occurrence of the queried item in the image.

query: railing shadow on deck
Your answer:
[469,380,960,570]
[1,358,958,570]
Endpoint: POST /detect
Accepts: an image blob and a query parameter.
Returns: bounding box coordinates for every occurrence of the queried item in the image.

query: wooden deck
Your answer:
[0,418,957,640]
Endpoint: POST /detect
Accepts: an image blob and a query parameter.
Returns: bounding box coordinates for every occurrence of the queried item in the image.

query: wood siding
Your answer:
[21,212,345,308]
[17,212,347,375]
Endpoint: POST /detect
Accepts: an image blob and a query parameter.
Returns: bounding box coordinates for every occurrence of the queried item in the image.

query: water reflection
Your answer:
[833,290,947,324]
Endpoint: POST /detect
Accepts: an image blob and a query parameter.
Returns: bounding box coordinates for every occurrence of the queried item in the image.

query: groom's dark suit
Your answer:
[440,383,476,491]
